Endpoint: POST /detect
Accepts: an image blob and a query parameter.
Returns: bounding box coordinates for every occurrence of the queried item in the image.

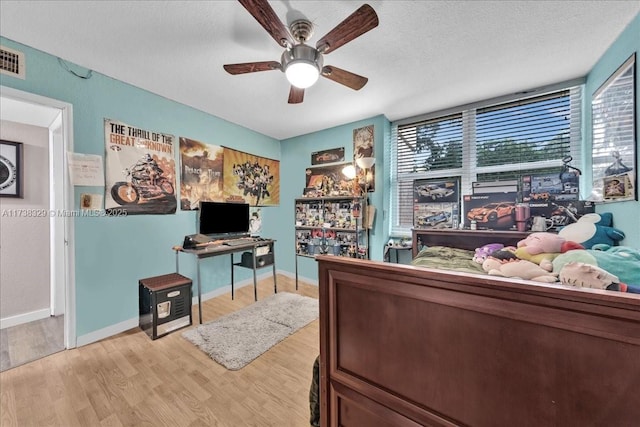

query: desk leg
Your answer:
[197,257,203,324]
[294,253,298,290]
[272,250,277,295]
[252,249,258,301]
[230,254,235,300]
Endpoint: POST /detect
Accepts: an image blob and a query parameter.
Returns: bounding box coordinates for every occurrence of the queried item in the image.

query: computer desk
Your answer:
[173,238,276,323]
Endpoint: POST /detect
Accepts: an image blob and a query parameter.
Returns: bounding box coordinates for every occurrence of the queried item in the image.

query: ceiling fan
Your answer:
[223,0,379,104]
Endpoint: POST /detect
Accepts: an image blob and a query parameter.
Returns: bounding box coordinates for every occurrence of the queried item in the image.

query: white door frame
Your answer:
[1,85,76,349]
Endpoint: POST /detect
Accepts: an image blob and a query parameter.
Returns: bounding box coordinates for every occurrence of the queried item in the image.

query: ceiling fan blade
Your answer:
[238,0,294,48]
[321,66,368,90]
[315,4,379,54]
[288,86,304,104]
[223,61,281,75]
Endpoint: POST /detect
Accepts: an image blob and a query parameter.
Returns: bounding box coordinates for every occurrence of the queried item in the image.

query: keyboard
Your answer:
[223,238,255,246]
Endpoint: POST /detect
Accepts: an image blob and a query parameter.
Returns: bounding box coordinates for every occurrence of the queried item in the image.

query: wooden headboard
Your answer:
[317,255,640,427]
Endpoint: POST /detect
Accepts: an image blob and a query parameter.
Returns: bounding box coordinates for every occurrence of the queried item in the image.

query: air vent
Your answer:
[0,45,26,79]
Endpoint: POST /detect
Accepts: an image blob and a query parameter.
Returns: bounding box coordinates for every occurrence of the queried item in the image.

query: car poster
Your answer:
[462,192,518,230]
[179,137,224,210]
[413,178,460,229]
[521,171,579,202]
[311,147,345,165]
[104,118,177,215]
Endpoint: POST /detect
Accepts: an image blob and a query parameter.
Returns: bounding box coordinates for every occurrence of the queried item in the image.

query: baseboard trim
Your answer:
[0,308,50,330]
[76,317,138,347]
[277,269,318,287]
[77,270,314,346]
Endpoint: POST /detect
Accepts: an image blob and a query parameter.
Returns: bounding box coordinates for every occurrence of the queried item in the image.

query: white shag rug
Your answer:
[182,292,318,370]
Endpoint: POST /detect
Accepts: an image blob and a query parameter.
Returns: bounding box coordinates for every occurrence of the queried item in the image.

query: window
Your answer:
[591,54,636,202]
[390,83,583,236]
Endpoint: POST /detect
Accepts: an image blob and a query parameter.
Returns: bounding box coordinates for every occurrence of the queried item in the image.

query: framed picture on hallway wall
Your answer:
[0,140,23,198]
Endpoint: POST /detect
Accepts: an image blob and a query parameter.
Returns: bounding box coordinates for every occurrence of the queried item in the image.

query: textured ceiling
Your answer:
[1,1,639,140]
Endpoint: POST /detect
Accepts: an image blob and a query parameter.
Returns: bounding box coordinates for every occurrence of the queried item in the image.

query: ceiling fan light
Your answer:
[285,60,319,89]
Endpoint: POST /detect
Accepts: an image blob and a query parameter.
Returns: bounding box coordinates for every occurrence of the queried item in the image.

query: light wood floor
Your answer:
[0,275,320,427]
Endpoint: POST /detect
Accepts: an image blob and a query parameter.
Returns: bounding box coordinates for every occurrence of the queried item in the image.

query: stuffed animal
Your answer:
[473,243,504,264]
[514,247,557,272]
[552,244,640,288]
[489,248,519,261]
[515,232,583,271]
[558,261,639,293]
[517,232,566,254]
[559,261,621,290]
[482,258,558,283]
[516,232,583,255]
[557,213,625,249]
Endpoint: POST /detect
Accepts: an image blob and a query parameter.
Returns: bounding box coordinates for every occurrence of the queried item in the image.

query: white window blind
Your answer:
[390,84,583,236]
[592,54,636,184]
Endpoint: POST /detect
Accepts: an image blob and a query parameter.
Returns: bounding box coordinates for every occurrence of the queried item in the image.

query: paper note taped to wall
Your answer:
[67,152,104,186]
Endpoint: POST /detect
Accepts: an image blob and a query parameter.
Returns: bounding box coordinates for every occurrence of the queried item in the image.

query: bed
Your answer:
[317,254,640,426]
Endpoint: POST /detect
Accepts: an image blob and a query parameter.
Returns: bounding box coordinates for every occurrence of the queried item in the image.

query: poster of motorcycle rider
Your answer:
[222,147,280,206]
[179,137,224,210]
[104,119,177,214]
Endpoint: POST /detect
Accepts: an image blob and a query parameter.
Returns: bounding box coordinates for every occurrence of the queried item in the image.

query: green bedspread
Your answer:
[410,246,487,275]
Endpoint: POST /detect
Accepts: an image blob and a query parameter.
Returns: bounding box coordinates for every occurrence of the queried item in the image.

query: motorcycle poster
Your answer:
[104,119,177,215]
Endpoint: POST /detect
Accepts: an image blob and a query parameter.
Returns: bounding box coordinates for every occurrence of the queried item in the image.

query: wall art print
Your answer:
[104,119,177,214]
[304,162,354,197]
[222,147,280,206]
[353,124,375,192]
[179,137,224,210]
[311,147,345,165]
[0,140,23,198]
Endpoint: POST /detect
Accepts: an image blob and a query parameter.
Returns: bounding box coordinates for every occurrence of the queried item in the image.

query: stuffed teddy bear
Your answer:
[482,257,559,283]
[552,244,640,288]
[473,243,504,264]
[557,213,625,249]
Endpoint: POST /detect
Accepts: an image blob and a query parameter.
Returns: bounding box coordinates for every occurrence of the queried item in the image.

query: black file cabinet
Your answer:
[139,273,192,340]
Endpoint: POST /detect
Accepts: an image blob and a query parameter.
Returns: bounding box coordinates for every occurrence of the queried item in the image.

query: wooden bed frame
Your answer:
[317,255,640,426]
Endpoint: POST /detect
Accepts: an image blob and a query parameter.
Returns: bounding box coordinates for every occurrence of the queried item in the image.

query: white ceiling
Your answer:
[1,1,639,140]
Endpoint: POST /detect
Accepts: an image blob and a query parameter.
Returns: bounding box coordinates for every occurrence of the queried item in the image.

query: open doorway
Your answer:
[0,86,75,370]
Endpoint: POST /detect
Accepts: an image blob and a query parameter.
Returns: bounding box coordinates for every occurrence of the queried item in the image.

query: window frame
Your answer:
[390,79,584,237]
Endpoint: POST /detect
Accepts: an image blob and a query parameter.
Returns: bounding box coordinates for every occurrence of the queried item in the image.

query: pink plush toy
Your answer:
[516,232,583,271]
[517,232,570,254]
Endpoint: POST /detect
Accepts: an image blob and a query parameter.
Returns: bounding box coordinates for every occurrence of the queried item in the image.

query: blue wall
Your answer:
[278,115,390,283]
[585,13,640,248]
[0,37,281,339]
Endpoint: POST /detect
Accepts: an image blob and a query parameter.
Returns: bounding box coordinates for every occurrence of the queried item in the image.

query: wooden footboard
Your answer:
[317,255,640,427]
